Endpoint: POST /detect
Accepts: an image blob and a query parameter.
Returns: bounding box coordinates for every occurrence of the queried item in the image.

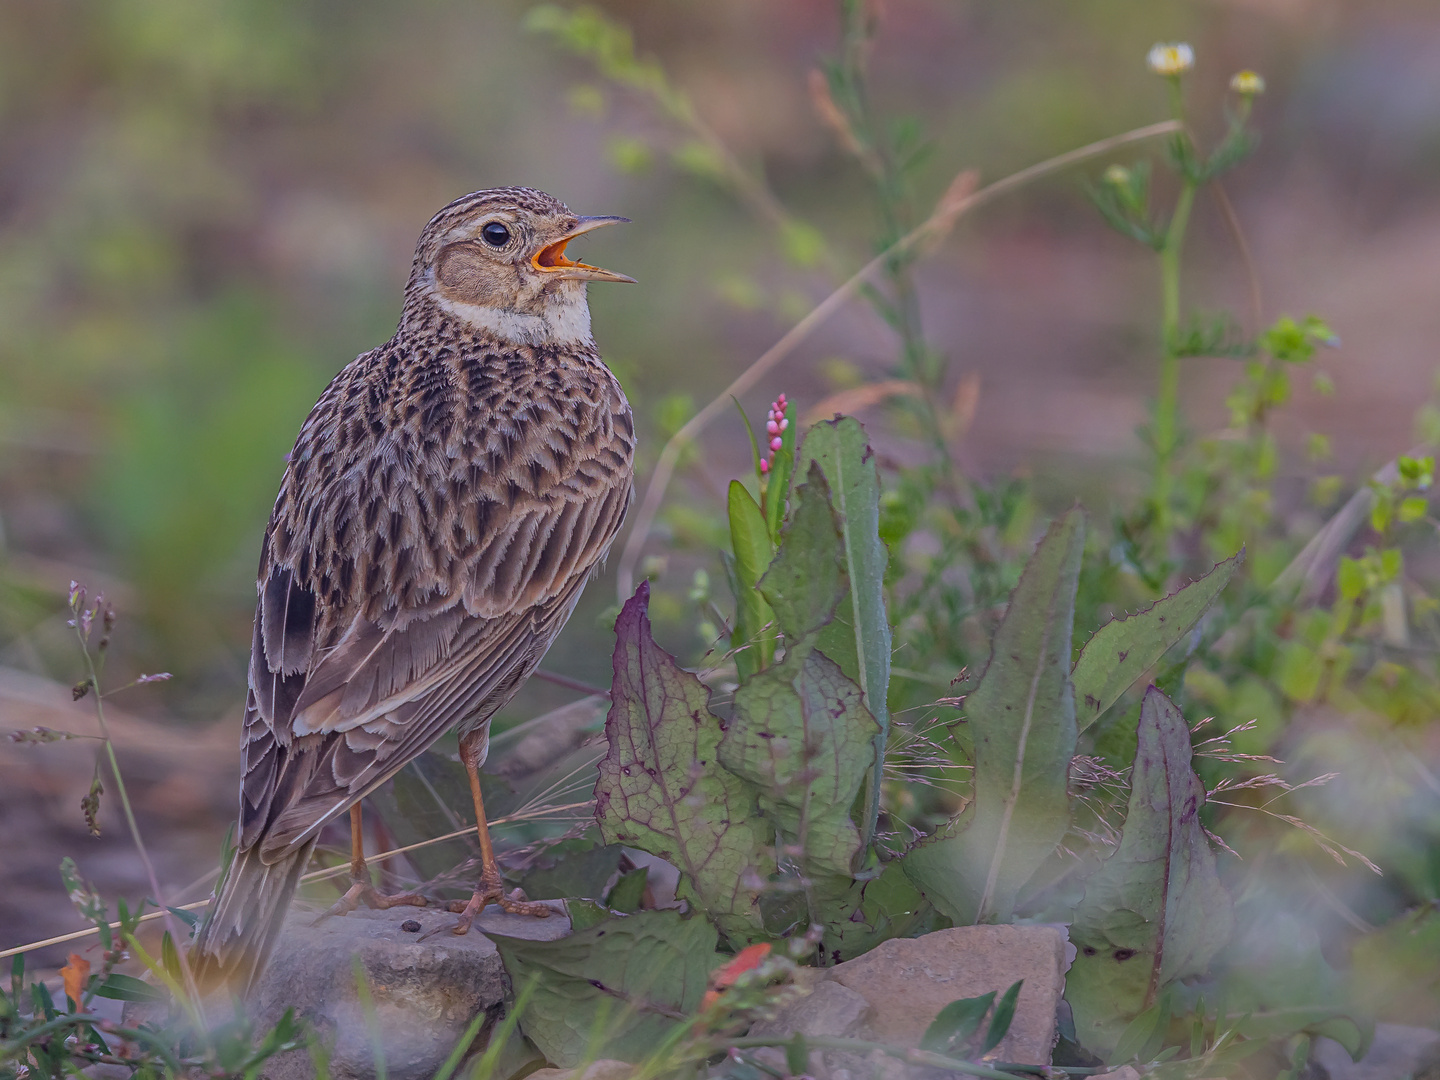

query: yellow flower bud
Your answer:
[1230,70,1266,95]
[1146,42,1194,77]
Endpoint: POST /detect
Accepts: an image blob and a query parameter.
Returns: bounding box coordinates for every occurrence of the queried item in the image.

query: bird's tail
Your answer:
[189,838,317,996]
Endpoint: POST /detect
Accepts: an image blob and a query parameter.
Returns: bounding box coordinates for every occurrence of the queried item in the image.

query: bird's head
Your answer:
[404,187,634,346]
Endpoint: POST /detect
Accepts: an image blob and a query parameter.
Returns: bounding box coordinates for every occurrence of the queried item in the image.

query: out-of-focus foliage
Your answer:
[7,0,1440,1075]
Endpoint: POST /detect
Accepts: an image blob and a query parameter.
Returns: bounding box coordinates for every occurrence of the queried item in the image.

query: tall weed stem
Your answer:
[1152,177,1196,540]
[70,596,206,1025]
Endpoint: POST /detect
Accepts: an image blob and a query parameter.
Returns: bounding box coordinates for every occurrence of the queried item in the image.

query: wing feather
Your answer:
[236,344,632,863]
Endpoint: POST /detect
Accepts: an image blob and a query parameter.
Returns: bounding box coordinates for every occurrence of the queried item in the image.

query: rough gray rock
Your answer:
[249,902,569,1080]
[748,981,879,1080]
[1312,1023,1440,1080]
[823,924,1067,1067]
[749,979,876,1041]
[527,1061,633,1080]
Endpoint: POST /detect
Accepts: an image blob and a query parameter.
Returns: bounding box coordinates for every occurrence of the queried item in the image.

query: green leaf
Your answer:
[921,992,994,1053]
[1275,640,1323,703]
[491,910,717,1067]
[165,905,199,929]
[1337,556,1367,601]
[1399,495,1428,523]
[1073,550,1243,733]
[607,866,649,913]
[565,899,613,932]
[522,845,627,902]
[796,418,893,849]
[779,219,826,268]
[605,134,653,174]
[982,980,1023,1054]
[161,931,182,984]
[721,642,879,875]
[817,860,936,963]
[733,396,764,480]
[1065,687,1234,1058]
[785,1033,810,1076]
[1109,1000,1168,1066]
[758,462,847,640]
[671,140,726,180]
[93,973,166,1004]
[729,462,880,879]
[597,582,774,939]
[903,510,1084,924]
[729,480,776,679]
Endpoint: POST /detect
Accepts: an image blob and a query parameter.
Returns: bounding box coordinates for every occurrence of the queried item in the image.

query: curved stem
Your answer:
[1150,178,1196,541]
[614,121,1182,599]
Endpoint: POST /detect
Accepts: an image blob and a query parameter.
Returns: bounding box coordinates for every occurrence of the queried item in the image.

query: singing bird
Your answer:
[191,187,636,993]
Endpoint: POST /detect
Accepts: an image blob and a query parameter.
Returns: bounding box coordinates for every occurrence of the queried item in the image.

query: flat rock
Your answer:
[823,924,1066,1067]
[749,981,878,1080]
[250,901,569,1080]
[750,979,876,1040]
[527,1060,633,1080]
[1312,1023,1440,1080]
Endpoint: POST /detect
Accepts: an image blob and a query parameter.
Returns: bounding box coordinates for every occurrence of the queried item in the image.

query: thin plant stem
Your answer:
[1211,180,1264,333]
[72,621,207,1022]
[615,120,1181,598]
[0,800,592,959]
[832,1,964,501]
[1151,176,1196,542]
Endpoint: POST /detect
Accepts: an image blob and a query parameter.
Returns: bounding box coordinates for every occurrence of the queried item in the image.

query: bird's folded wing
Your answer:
[238,474,631,857]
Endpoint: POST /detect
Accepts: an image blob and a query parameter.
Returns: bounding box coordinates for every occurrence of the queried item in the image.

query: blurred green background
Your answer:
[5,0,1440,1001]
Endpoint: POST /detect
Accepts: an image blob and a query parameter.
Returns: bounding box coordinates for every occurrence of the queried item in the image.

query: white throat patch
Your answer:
[433,291,593,347]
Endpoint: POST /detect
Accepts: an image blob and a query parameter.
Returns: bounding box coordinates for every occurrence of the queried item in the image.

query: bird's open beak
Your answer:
[532,215,636,283]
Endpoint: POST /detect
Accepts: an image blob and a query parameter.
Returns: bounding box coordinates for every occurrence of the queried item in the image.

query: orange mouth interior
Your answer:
[534,238,588,271]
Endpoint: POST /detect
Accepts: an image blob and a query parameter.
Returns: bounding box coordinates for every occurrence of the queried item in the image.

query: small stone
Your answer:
[748,981,877,1079]
[750,980,875,1039]
[823,924,1066,1066]
[248,902,570,1080]
[526,1060,633,1080]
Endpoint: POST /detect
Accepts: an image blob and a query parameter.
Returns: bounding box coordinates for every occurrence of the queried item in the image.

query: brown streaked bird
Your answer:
[190,187,636,994]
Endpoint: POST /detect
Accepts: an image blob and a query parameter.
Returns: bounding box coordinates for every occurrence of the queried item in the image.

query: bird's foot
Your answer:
[312,879,428,925]
[426,875,550,938]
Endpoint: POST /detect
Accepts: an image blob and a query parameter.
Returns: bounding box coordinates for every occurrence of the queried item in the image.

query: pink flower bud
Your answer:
[766,420,779,435]
[778,418,788,431]
[759,459,769,473]
[770,436,783,452]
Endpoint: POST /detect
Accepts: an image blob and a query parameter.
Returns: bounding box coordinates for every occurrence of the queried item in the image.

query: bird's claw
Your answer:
[312,879,428,925]
[425,879,550,938]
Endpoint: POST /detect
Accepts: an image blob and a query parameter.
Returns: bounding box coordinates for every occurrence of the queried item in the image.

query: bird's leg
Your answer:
[445,728,551,935]
[314,803,428,922]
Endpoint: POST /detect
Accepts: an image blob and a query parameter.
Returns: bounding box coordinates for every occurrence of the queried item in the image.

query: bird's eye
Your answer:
[480,222,511,247]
